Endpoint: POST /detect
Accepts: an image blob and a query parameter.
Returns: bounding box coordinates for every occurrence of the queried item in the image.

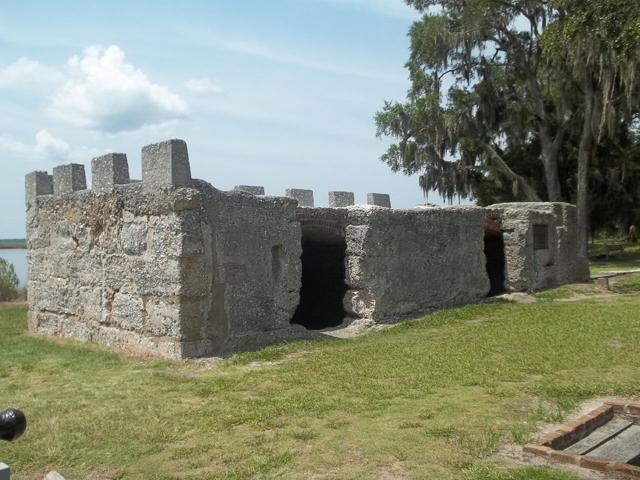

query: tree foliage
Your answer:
[376,0,640,243]
[541,0,640,249]
[0,257,19,301]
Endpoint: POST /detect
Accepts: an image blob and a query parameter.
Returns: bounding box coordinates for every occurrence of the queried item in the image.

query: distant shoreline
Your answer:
[0,240,27,249]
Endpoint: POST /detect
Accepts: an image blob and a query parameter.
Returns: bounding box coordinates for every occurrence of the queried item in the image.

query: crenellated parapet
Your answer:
[26,139,194,207]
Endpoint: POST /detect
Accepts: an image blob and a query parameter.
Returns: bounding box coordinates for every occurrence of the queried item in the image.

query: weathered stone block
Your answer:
[25,171,53,205]
[329,191,355,207]
[149,213,204,258]
[60,318,92,342]
[92,153,130,192]
[142,139,191,190]
[234,185,265,195]
[53,164,86,196]
[367,193,391,208]
[128,257,182,296]
[112,293,144,332]
[146,297,181,337]
[285,188,314,207]
[120,223,147,255]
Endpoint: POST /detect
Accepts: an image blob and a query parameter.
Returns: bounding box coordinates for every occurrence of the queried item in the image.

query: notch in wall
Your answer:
[234,185,265,195]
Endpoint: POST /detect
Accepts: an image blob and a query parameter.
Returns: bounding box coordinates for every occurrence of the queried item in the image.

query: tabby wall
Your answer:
[342,206,490,322]
[25,139,590,360]
[25,140,305,359]
[488,202,590,292]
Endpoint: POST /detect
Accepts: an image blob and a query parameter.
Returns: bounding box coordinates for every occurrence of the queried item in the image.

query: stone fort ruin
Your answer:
[25,139,589,359]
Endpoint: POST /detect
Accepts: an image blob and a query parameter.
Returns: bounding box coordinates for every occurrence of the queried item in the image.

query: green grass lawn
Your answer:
[2,289,640,479]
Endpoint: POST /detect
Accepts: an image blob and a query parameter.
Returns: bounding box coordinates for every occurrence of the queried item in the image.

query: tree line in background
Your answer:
[376,0,640,253]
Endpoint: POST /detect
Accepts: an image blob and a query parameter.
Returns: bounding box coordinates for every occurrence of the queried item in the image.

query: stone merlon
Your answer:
[141,139,192,190]
[286,188,314,207]
[92,153,130,193]
[53,164,86,196]
[328,191,355,208]
[367,193,391,208]
[25,171,53,205]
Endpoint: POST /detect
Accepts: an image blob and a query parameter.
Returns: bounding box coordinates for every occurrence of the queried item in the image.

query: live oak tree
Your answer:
[541,0,640,253]
[376,0,640,251]
[376,1,568,203]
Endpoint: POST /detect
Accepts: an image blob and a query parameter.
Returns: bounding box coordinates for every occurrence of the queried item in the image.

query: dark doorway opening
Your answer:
[291,237,348,330]
[484,217,506,296]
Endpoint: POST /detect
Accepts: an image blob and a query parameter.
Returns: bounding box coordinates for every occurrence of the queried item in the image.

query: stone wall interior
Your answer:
[25,139,590,359]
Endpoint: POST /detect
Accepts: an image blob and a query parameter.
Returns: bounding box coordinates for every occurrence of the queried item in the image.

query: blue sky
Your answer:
[0,0,437,238]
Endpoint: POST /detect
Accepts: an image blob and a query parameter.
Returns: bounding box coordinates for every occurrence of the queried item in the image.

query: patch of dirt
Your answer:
[319,317,385,339]
[496,292,538,304]
[607,338,624,349]
[0,299,27,309]
[375,461,409,480]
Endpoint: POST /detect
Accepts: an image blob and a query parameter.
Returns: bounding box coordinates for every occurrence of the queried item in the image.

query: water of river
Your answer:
[0,249,27,287]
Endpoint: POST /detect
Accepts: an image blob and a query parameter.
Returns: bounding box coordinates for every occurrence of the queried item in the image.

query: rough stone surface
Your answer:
[488,203,590,292]
[367,193,391,208]
[234,185,265,195]
[25,171,53,205]
[328,191,355,207]
[92,153,130,193]
[286,188,314,207]
[27,140,589,359]
[342,206,490,322]
[141,139,191,190]
[53,164,86,196]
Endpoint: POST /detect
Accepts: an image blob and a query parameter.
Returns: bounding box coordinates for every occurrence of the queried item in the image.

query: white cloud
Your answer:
[48,45,188,133]
[0,57,64,89]
[185,78,224,95]
[34,129,69,158]
[0,130,69,161]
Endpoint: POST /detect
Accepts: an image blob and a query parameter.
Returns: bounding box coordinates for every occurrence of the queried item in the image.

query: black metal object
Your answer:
[0,409,26,442]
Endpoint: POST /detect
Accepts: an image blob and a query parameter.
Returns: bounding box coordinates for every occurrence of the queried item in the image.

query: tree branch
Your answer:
[482,142,542,201]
